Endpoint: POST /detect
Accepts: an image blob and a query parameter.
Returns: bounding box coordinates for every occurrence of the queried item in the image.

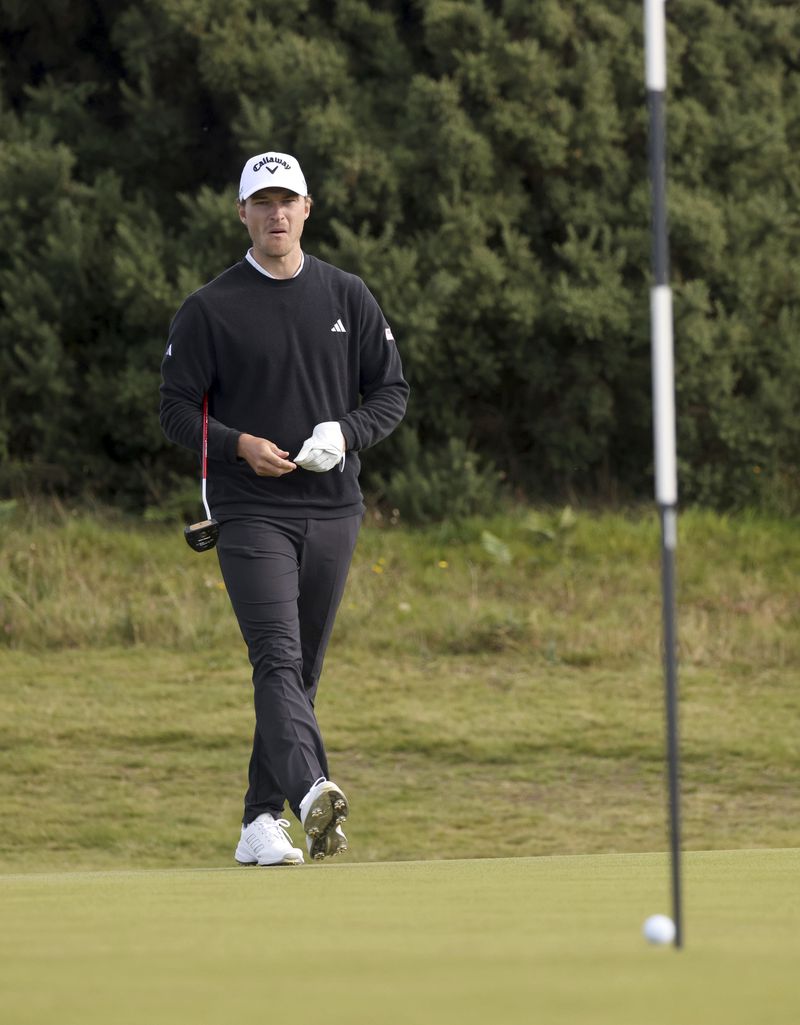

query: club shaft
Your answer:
[201,392,212,521]
[201,476,211,522]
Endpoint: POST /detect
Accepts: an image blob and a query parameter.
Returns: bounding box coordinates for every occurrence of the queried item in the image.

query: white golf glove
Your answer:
[294,421,346,473]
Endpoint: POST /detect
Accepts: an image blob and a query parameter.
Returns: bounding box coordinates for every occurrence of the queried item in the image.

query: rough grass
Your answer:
[0,502,798,871]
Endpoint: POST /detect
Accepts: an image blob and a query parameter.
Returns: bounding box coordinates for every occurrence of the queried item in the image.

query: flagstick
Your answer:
[645,0,684,950]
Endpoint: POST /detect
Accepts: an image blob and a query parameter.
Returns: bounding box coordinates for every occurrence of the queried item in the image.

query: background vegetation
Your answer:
[2,1,800,518]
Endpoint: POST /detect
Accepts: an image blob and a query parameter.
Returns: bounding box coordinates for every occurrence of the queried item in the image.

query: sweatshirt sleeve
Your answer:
[339,284,409,452]
[159,296,241,463]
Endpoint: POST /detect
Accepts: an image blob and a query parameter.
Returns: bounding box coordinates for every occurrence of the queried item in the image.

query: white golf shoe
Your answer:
[299,777,349,856]
[307,824,349,862]
[235,813,304,866]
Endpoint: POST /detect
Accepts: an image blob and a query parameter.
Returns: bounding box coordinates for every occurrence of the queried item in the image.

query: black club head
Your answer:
[184,518,220,552]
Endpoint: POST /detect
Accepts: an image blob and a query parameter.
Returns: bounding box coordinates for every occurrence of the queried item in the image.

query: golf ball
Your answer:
[643,914,676,945]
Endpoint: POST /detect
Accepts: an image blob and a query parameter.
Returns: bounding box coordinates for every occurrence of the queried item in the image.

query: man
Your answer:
[160,151,409,866]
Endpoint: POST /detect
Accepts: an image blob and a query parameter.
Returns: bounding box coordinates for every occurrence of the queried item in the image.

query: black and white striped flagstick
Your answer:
[644,0,683,949]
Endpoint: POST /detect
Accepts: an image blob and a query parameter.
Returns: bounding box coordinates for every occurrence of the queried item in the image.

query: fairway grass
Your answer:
[1,849,797,1025]
[1,505,798,867]
[1,645,799,871]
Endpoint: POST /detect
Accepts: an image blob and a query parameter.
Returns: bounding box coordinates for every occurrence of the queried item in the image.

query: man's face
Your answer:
[238,187,311,261]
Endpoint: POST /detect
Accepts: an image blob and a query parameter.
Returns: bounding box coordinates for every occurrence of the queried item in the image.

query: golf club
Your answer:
[184,392,219,552]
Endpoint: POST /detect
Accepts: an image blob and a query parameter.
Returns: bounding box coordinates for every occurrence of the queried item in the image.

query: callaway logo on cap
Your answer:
[238,151,308,201]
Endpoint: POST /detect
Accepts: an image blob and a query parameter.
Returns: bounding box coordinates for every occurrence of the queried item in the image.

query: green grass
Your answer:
[0,502,798,869]
[1,849,798,1025]
[3,502,799,669]
[1,504,798,1024]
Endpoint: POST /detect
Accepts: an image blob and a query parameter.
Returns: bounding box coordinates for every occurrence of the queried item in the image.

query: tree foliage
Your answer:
[1,0,799,517]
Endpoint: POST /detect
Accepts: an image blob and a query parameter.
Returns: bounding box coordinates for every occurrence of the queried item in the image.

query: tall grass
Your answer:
[2,501,798,674]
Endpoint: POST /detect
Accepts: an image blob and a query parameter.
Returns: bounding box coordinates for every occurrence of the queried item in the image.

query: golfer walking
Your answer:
[160,151,408,865]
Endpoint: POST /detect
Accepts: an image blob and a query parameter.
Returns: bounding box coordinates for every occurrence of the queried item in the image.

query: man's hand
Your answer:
[236,434,296,477]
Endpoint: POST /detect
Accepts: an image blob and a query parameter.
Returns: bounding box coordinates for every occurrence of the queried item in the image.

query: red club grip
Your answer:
[202,393,209,480]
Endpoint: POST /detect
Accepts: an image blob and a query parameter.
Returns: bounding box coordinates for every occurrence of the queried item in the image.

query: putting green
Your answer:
[1,849,797,1025]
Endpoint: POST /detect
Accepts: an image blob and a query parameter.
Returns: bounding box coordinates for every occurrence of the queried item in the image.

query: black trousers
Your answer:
[216,514,361,825]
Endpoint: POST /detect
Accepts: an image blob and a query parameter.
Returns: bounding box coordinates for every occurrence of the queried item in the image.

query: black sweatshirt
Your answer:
[159,254,409,519]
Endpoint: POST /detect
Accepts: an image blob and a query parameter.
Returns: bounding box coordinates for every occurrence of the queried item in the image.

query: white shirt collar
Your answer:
[245,249,305,279]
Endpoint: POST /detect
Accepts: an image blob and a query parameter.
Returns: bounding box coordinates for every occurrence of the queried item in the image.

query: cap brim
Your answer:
[239,184,306,202]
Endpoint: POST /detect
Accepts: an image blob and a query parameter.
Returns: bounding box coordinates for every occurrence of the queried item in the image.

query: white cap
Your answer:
[238,151,308,201]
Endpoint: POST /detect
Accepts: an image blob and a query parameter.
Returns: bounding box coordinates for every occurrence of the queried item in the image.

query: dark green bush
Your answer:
[375,430,503,525]
[2,1,799,519]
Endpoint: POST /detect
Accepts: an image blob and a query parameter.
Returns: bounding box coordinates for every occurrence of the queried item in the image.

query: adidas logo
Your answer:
[331,319,346,333]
